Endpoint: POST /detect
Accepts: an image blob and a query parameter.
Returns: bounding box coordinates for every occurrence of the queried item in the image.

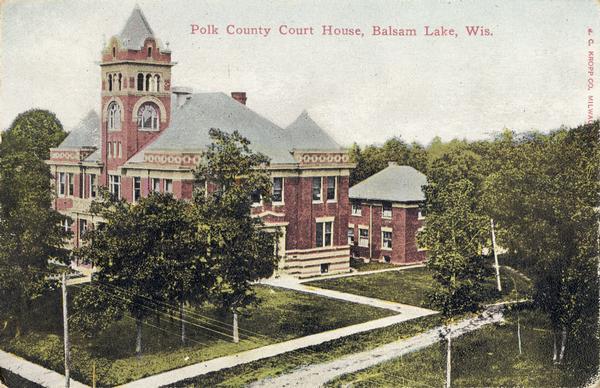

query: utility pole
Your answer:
[446,328,452,388]
[490,218,502,292]
[61,272,70,388]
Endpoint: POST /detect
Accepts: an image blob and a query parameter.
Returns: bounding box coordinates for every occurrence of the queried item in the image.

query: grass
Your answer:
[305,266,533,308]
[349,257,399,272]
[326,308,599,387]
[0,285,393,386]
[170,314,443,387]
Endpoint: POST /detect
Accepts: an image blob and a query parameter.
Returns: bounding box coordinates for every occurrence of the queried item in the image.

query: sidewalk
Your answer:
[250,307,504,387]
[119,310,436,388]
[263,276,435,314]
[0,350,88,388]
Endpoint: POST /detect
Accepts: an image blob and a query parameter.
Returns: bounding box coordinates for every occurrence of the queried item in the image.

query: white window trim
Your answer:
[272,177,284,205]
[151,178,161,193]
[351,202,362,216]
[109,174,121,199]
[316,220,334,248]
[358,227,369,248]
[381,230,393,251]
[418,210,426,220]
[347,227,355,245]
[326,176,337,203]
[58,172,66,197]
[382,202,393,219]
[89,174,97,198]
[312,177,323,204]
[164,179,173,194]
[67,173,74,197]
[133,177,141,202]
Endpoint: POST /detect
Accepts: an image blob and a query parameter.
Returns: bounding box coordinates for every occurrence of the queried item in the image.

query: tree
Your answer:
[0,110,70,336]
[194,128,280,342]
[418,149,490,388]
[73,191,212,354]
[483,123,599,367]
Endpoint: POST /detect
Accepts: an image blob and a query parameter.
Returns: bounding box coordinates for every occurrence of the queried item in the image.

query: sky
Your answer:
[1,0,599,146]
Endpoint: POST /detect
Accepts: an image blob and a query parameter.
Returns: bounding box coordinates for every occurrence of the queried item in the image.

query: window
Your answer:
[147,47,152,57]
[418,210,425,220]
[382,202,392,219]
[58,172,66,196]
[89,174,97,198]
[312,177,322,202]
[63,219,70,232]
[79,219,87,238]
[359,228,369,247]
[108,74,113,91]
[109,175,120,198]
[348,228,355,245]
[133,177,141,202]
[383,256,391,263]
[164,179,173,193]
[320,263,330,274]
[145,74,151,91]
[137,103,159,130]
[272,177,283,203]
[108,102,121,130]
[250,190,262,205]
[137,73,144,91]
[112,47,116,58]
[382,231,393,250]
[326,176,336,201]
[351,202,362,216]
[118,142,122,158]
[154,74,160,92]
[107,142,111,158]
[118,73,122,90]
[316,221,333,247]
[68,173,74,196]
[152,178,161,192]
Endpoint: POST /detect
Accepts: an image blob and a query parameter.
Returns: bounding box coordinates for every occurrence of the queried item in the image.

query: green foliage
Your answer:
[349,137,428,186]
[483,122,599,352]
[73,191,213,350]
[194,128,280,314]
[0,109,69,336]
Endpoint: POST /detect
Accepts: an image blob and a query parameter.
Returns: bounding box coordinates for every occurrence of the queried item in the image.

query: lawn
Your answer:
[305,266,532,308]
[169,314,443,387]
[326,308,599,387]
[0,285,393,386]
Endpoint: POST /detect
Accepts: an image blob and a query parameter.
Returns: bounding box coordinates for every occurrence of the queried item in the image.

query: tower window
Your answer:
[137,73,144,91]
[108,74,113,92]
[107,102,121,130]
[118,73,122,90]
[147,47,152,57]
[155,75,160,92]
[112,47,116,58]
[145,74,151,91]
[137,103,159,130]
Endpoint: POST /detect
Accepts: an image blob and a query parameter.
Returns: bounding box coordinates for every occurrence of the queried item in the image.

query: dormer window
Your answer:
[137,103,159,130]
[147,47,152,57]
[112,47,116,58]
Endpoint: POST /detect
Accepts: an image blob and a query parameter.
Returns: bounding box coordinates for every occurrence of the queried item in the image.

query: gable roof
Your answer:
[349,164,427,203]
[284,111,341,150]
[58,110,100,149]
[127,92,297,164]
[119,6,155,50]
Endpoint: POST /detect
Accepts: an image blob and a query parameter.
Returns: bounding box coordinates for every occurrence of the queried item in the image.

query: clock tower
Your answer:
[99,6,174,184]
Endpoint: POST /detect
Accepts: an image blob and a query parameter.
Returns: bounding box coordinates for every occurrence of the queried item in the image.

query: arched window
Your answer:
[147,47,152,57]
[145,74,151,91]
[137,73,144,91]
[118,74,122,91]
[108,102,121,130]
[154,75,160,92]
[108,74,113,92]
[137,103,159,130]
[112,47,116,58]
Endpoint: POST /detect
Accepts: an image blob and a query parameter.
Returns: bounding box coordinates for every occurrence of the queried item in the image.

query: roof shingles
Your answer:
[349,164,427,203]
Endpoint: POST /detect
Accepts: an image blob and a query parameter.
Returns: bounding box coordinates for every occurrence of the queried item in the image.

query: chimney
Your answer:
[172,86,193,108]
[231,91,247,105]
[388,161,398,167]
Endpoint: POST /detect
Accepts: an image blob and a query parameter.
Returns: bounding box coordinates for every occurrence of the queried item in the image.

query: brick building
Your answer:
[348,163,427,265]
[47,6,354,278]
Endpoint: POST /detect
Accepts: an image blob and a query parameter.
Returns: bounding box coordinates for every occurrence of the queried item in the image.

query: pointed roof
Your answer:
[58,111,100,149]
[284,111,341,150]
[349,164,427,203]
[119,6,155,50]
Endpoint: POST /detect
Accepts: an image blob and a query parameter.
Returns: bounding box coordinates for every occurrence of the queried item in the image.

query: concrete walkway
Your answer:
[119,310,436,388]
[263,277,435,315]
[297,263,426,283]
[250,307,504,388]
[0,350,88,388]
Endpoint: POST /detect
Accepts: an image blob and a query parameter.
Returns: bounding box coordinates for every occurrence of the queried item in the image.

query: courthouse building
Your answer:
[47,6,354,278]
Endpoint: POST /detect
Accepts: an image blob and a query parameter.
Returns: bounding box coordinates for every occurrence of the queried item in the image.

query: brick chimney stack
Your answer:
[231,92,247,105]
